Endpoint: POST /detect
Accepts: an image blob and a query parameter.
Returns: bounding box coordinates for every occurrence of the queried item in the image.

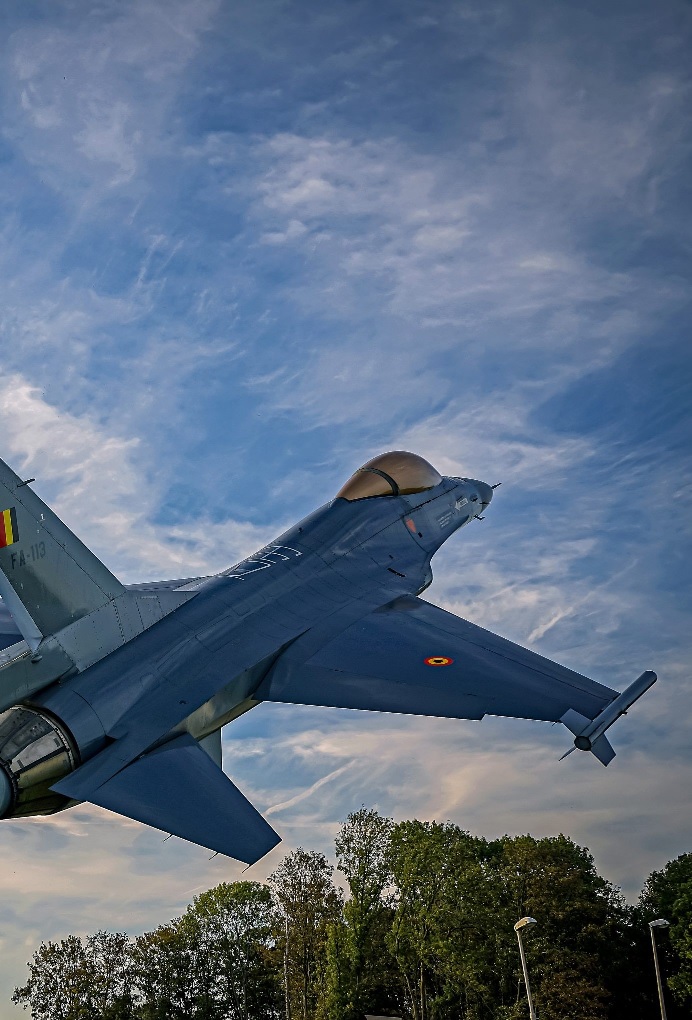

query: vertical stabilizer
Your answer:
[0,459,124,642]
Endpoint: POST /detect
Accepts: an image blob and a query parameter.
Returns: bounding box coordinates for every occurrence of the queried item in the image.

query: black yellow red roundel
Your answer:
[424,656,454,667]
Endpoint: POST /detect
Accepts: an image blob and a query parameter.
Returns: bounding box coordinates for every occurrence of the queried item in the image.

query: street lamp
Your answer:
[514,916,538,1020]
[283,910,291,1020]
[649,919,670,1020]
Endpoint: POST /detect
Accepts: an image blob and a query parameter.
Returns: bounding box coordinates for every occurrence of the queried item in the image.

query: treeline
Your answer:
[12,809,692,1020]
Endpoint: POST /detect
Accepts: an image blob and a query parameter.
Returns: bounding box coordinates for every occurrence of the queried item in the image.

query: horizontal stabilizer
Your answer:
[56,733,280,865]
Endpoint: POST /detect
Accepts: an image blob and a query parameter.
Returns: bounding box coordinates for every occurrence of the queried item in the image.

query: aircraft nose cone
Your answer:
[477,481,494,507]
[0,768,12,817]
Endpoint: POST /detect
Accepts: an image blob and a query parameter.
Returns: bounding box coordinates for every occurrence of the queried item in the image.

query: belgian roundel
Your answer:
[424,656,454,667]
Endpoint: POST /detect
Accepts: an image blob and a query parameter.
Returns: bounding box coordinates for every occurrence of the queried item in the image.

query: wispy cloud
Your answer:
[0,0,690,1014]
[0,376,279,580]
[6,0,220,190]
[234,122,684,438]
[265,762,356,817]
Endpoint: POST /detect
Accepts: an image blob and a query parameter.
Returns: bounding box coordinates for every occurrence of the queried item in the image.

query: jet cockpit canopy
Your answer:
[336,451,442,501]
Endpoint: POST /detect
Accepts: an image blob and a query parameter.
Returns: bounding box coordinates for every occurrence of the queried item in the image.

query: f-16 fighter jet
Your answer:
[0,452,656,864]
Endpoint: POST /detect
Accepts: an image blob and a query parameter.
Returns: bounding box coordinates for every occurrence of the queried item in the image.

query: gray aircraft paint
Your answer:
[0,453,657,864]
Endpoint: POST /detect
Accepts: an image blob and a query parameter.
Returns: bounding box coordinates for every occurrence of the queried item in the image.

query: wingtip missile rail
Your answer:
[560,670,657,765]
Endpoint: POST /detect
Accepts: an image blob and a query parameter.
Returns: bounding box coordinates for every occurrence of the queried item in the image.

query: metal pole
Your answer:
[516,928,537,1020]
[284,911,291,1020]
[650,925,668,1020]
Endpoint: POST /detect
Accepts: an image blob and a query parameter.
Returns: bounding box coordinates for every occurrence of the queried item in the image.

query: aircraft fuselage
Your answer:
[10,476,485,816]
[0,450,656,862]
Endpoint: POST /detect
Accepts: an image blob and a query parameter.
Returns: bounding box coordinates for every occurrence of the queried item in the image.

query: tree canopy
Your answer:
[12,811,690,1020]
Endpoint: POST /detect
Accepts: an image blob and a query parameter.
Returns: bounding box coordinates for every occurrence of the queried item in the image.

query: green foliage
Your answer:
[268,848,342,1020]
[12,931,133,1020]
[639,851,692,1015]
[11,823,692,1020]
[323,807,399,1020]
[182,880,281,1019]
[387,820,498,1020]
[12,934,90,1020]
[493,834,628,1020]
[130,922,198,1018]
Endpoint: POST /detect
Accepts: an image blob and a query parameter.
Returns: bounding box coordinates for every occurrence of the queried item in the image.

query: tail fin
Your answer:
[0,459,124,646]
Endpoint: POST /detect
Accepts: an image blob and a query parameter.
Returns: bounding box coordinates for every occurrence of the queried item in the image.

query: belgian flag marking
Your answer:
[0,507,19,549]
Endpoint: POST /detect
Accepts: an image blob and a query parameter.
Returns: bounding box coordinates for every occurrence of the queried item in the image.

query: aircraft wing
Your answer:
[257,595,651,763]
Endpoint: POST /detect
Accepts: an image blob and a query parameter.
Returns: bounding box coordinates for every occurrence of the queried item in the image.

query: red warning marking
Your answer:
[425,656,454,667]
[405,518,417,532]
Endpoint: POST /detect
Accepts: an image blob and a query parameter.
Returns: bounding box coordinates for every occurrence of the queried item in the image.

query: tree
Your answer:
[639,851,692,1017]
[324,807,399,1020]
[269,848,342,1020]
[181,881,281,1019]
[386,820,497,1020]
[87,931,135,1018]
[384,827,630,1020]
[492,834,630,1020]
[13,934,99,1020]
[17,815,690,1020]
[129,922,200,1019]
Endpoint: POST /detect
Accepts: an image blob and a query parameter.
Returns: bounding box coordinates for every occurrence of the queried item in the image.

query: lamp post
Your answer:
[649,919,670,1020]
[514,916,538,1020]
[283,910,291,1020]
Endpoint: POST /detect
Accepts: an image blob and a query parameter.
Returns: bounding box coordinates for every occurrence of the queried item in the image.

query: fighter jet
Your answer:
[0,452,656,864]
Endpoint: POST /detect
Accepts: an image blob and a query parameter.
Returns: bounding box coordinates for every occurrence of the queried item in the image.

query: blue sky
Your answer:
[1,0,691,1010]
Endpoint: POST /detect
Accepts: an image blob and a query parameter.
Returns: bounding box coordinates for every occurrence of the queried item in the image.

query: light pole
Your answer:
[283,910,291,1020]
[514,916,538,1020]
[649,918,670,1020]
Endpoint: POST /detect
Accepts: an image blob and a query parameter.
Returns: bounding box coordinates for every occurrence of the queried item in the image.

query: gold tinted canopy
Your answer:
[336,451,443,501]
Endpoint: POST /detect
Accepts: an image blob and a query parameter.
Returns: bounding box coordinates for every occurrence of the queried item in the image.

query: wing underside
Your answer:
[257,595,619,728]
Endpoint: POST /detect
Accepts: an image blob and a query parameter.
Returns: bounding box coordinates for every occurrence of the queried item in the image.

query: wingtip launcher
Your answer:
[560,670,657,766]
